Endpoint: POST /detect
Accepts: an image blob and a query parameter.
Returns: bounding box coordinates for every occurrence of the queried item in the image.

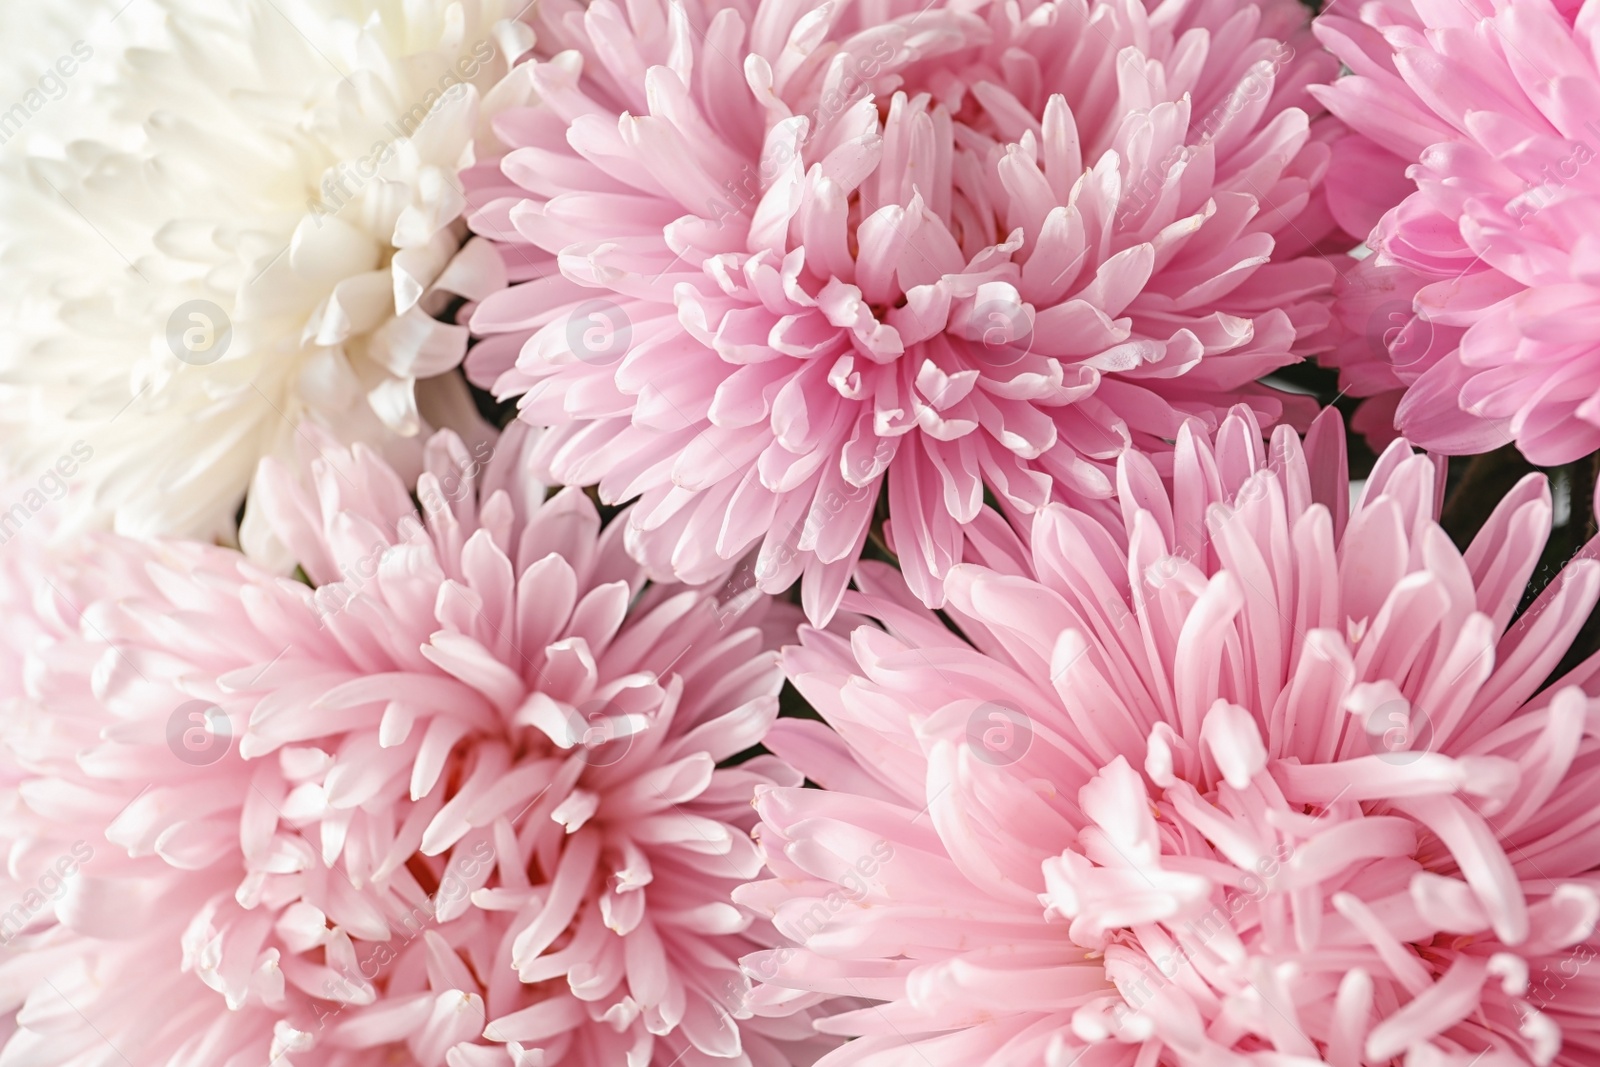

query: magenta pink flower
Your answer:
[739,406,1600,1065]
[467,0,1343,623]
[0,425,833,1067]
[1315,0,1600,463]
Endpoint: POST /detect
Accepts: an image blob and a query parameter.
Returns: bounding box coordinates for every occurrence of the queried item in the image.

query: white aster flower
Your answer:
[0,0,536,545]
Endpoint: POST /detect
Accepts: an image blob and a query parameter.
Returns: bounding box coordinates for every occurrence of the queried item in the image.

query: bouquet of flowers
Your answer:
[0,0,1596,1064]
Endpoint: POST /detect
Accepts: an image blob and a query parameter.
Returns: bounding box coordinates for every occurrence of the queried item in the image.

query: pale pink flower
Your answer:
[0,425,832,1067]
[1315,0,1600,463]
[739,405,1600,1065]
[467,0,1343,623]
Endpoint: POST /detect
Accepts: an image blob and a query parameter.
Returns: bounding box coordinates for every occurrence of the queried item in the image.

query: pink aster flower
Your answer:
[1315,0,1600,463]
[467,0,1343,623]
[0,424,833,1067]
[739,405,1600,1065]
